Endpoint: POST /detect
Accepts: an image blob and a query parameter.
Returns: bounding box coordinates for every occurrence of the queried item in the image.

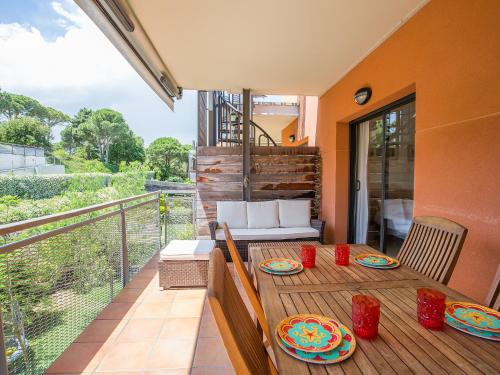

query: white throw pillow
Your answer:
[247,201,279,229]
[216,201,248,229]
[383,199,405,224]
[278,200,311,228]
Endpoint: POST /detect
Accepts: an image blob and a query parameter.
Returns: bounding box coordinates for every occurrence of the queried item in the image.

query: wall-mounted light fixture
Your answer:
[289,134,296,143]
[354,87,372,105]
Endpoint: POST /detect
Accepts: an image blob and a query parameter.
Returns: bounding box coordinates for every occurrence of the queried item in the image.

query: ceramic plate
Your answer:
[259,258,302,272]
[276,320,356,364]
[276,314,343,353]
[259,264,304,276]
[354,254,400,269]
[445,301,500,333]
[445,314,500,341]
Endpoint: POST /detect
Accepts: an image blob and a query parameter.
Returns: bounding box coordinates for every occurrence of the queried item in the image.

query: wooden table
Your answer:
[249,242,500,375]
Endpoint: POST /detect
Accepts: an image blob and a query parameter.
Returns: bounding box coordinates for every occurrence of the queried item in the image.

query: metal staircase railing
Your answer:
[213,91,277,147]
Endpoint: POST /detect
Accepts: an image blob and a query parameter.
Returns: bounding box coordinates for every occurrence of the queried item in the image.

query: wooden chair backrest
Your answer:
[486,264,500,311]
[223,223,271,342]
[397,216,467,284]
[208,248,277,375]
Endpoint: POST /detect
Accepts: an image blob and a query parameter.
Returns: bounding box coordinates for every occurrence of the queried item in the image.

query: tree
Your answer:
[109,133,146,165]
[0,91,46,121]
[0,90,69,127]
[40,107,70,127]
[146,137,191,180]
[0,117,51,149]
[61,108,93,155]
[82,109,128,163]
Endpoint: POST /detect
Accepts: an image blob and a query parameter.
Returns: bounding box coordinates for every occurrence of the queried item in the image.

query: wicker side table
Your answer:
[158,240,215,289]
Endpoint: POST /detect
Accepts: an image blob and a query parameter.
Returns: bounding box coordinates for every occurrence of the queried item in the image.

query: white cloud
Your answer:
[0,1,197,145]
[0,2,133,91]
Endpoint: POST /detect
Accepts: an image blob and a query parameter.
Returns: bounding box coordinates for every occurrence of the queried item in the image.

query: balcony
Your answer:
[0,192,239,374]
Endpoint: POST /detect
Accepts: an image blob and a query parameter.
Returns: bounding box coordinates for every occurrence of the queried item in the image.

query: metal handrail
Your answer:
[215,92,278,146]
[0,191,158,236]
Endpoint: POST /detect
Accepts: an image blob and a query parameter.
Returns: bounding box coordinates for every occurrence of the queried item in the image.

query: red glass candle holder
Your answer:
[300,244,316,268]
[417,288,446,330]
[335,244,350,266]
[352,294,380,340]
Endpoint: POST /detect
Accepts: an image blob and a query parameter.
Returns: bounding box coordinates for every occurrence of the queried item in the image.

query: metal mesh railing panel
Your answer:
[0,215,122,374]
[0,195,161,374]
[164,195,195,243]
[125,200,161,279]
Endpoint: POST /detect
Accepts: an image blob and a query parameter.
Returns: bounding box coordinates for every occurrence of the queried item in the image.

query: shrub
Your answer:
[0,174,113,199]
[0,175,71,199]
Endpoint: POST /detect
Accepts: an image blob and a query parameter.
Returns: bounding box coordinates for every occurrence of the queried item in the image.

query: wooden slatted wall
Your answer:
[196,146,320,237]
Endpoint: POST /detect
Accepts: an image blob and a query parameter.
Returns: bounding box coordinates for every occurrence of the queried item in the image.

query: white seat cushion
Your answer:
[278,200,311,228]
[247,200,279,229]
[216,201,248,229]
[160,240,215,261]
[383,199,405,225]
[215,227,319,241]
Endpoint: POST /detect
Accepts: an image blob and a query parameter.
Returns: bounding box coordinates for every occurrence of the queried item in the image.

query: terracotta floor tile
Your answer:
[143,370,190,375]
[46,342,105,373]
[75,319,124,343]
[131,300,173,319]
[144,289,177,303]
[94,372,143,375]
[138,267,158,278]
[117,319,164,342]
[193,337,232,368]
[159,317,201,340]
[114,288,147,303]
[198,314,219,338]
[97,341,154,371]
[97,302,136,320]
[145,338,197,369]
[191,367,235,375]
[174,289,207,300]
[125,276,155,289]
[169,299,204,318]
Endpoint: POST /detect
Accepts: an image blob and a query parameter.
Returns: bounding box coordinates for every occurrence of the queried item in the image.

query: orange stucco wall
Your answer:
[281,118,298,146]
[315,0,500,303]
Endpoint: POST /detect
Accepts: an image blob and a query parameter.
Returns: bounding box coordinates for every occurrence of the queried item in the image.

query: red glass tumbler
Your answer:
[300,244,316,268]
[335,244,350,266]
[352,294,380,340]
[417,288,446,330]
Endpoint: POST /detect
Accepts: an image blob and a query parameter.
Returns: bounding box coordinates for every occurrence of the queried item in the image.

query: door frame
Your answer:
[347,93,416,249]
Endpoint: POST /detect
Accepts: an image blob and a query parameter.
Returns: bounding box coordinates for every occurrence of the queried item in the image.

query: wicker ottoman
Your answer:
[158,240,215,289]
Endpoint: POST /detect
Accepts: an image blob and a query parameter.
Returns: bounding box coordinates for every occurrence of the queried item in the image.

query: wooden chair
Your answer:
[223,223,272,343]
[486,264,500,310]
[208,248,278,375]
[397,216,467,284]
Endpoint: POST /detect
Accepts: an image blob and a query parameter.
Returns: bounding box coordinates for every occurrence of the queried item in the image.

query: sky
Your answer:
[0,0,197,146]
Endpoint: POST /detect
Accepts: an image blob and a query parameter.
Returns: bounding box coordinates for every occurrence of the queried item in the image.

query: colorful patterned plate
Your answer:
[259,264,304,276]
[445,314,500,342]
[445,301,500,333]
[276,320,356,364]
[276,314,343,353]
[354,254,400,269]
[259,258,301,272]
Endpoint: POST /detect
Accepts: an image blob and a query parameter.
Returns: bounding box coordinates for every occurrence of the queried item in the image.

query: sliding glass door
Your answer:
[350,95,415,255]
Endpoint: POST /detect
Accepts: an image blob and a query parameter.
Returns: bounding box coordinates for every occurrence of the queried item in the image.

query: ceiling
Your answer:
[125,0,428,95]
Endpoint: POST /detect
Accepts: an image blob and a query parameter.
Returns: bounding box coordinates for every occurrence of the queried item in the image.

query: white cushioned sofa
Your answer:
[209,200,325,260]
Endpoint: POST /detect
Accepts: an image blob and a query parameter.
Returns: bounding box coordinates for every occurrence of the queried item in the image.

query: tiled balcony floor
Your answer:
[46,253,236,374]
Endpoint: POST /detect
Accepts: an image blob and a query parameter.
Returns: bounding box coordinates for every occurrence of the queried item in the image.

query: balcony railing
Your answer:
[0,192,168,374]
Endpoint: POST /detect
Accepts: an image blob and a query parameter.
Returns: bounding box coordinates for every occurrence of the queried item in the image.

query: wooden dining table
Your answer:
[248,242,500,375]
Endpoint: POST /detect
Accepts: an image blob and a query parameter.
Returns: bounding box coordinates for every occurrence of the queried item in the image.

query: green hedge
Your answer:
[0,173,146,199]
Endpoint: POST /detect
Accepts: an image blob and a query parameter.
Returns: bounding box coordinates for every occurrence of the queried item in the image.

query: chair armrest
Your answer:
[209,221,218,240]
[311,219,326,244]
